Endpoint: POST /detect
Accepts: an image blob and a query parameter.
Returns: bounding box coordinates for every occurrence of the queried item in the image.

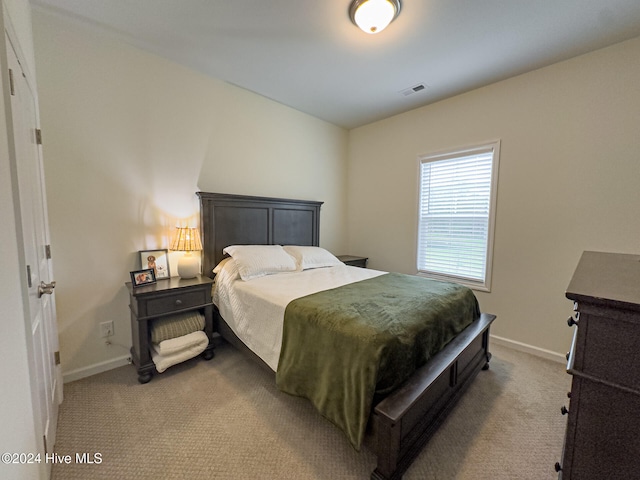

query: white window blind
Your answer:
[417,142,499,290]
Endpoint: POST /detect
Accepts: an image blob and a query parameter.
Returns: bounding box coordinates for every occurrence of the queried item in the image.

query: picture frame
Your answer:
[139,249,170,279]
[130,268,157,287]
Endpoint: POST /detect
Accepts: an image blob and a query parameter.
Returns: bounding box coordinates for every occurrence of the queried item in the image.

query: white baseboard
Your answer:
[63,354,132,384]
[61,336,563,383]
[490,334,567,364]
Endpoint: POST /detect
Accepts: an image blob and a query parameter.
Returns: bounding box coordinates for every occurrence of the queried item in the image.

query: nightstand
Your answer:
[337,255,368,268]
[126,275,215,383]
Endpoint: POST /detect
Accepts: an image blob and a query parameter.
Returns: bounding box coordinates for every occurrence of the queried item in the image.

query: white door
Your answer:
[6,32,61,472]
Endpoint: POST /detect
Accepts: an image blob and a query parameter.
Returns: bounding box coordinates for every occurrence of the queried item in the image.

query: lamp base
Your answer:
[177,252,199,279]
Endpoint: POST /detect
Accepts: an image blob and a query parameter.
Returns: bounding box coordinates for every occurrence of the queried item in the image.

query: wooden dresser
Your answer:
[557,251,640,479]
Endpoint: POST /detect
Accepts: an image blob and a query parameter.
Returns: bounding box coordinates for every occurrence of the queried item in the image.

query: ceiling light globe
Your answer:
[351,0,400,35]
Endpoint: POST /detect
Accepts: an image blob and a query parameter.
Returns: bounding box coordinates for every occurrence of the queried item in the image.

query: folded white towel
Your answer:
[151,330,209,373]
[153,330,209,356]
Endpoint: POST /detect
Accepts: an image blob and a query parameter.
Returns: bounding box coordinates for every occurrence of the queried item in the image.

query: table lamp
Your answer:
[170,227,203,279]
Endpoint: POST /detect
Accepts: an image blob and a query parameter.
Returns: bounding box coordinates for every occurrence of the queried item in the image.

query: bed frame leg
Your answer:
[481,330,492,370]
[370,417,402,480]
[371,467,401,480]
[482,351,492,370]
[371,471,398,480]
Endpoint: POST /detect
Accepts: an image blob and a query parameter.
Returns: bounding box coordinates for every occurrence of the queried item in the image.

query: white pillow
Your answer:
[283,245,342,270]
[212,257,239,281]
[212,257,232,274]
[222,245,297,281]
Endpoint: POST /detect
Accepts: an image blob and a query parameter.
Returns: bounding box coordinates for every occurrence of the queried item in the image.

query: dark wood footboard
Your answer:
[370,313,495,480]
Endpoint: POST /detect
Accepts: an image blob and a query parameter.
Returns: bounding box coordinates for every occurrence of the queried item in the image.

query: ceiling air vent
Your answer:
[399,83,429,97]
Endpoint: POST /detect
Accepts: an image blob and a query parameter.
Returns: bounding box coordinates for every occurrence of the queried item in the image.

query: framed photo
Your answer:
[130,268,156,287]
[139,249,170,279]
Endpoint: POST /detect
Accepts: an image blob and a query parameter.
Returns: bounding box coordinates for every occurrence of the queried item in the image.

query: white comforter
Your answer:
[213,264,385,371]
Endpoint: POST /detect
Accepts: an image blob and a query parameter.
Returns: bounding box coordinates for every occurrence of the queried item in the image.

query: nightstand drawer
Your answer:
[146,290,207,316]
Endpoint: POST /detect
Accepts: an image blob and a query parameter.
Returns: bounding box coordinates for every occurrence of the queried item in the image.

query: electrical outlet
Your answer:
[100,321,114,338]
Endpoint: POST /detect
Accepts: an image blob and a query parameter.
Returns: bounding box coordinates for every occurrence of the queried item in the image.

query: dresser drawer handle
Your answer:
[560,405,569,415]
[567,315,579,327]
[555,462,562,472]
[175,299,183,306]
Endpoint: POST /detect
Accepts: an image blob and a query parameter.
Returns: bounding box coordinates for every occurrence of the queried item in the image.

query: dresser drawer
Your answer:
[562,376,640,479]
[572,310,640,391]
[146,289,207,316]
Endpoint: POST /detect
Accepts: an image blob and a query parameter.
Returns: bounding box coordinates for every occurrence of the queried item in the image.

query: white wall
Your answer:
[31,5,640,375]
[31,9,349,380]
[1,1,46,478]
[3,0,34,75]
[347,36,640,357]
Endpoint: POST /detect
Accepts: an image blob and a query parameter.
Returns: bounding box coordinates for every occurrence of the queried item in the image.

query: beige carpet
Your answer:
[52,342,570,479]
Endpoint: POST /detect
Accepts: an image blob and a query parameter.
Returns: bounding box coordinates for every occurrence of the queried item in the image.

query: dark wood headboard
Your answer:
[197,192,323,278]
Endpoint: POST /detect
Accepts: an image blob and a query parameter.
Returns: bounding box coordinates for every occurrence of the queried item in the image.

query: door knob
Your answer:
[38,281,56,297]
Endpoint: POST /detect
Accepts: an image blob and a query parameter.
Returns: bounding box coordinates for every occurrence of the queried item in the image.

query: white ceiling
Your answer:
[31,0,640,129]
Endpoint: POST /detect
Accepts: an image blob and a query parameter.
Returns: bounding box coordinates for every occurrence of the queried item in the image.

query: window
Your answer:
[417,141,500,291]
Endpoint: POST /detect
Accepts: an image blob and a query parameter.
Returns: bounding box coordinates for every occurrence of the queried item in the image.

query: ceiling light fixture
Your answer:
[349,0,401,35]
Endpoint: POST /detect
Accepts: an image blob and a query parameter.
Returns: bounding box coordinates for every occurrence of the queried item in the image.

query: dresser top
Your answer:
[566,251,640,309]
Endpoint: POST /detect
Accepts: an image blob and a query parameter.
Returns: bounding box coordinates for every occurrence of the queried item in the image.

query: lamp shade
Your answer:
[170,227,202,279]
[170,227,202,252]
[349,0,401,34]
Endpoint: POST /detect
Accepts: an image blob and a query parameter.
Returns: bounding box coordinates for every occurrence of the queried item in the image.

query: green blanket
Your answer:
[275,273,480,449]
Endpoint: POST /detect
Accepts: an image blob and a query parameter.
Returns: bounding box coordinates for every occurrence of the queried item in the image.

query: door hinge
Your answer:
[35,129,42,145]
[54,351,61,365]
[9,68,15,95]
[45,244,52,259]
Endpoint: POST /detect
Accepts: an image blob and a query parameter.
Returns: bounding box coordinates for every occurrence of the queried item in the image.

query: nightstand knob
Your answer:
[555,462,562,472]
[561,405,569,415]
[567,316,579,327]
[175,299,183,306]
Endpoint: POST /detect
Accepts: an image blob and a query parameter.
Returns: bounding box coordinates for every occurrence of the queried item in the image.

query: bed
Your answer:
[198,192,496,480]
